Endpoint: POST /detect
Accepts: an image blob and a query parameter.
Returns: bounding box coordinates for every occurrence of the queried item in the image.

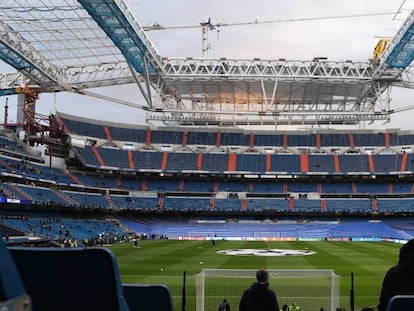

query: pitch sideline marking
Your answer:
[217,249,316,256]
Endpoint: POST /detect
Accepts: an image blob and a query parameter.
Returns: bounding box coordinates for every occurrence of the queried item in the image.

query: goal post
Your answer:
[195,269,341,311]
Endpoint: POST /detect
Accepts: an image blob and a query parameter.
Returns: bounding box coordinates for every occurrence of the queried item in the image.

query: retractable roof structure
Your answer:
[0,0,413,127]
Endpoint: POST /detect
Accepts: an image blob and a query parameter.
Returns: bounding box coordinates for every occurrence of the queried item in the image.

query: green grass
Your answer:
[109,240,400,311]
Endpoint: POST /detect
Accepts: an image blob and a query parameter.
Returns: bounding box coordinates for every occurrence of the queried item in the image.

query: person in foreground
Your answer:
[239,268,280,311]
[378,239,414,311]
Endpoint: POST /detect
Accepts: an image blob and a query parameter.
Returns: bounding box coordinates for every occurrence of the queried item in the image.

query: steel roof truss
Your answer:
[0,21,63,85]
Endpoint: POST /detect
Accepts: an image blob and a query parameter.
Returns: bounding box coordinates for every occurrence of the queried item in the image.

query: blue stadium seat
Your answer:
[386,295,414,311]
[287,134,315,146]
[221,132,248,146]
[236,154,266,173]
[61,117,106,138]
[123,284,174,311]
[308,154,336,172]
[9,247,129,311]
[0,237,31,310]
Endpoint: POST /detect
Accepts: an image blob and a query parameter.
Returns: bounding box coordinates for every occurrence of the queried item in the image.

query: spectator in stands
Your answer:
[379,239,414,311]
[239,269,279,311]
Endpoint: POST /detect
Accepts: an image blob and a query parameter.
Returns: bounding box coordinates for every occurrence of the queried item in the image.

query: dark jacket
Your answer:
[239,282,279,311]
[379,241,414,311]
[219,301,230,311]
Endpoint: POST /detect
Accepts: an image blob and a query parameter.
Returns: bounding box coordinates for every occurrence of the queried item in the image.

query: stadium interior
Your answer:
[2,1,414,310]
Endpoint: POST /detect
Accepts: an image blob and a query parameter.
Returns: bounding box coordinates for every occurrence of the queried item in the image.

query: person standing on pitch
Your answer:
[378,239,414,311]
[288,302,300,311]
[239,269,280,311]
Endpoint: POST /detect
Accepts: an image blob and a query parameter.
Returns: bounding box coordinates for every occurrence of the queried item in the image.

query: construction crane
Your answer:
[373,38,390,61]
[142,12,397,57]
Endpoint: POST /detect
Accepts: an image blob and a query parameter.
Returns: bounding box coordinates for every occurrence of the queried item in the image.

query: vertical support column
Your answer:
[103,125,112,142]
[161,152,168,170]
[197,152,203,170]
[115,177,122,189]
[146,128,151,146]
[214,180,219,192]
[16,93,26,133]
[372,198,377,212]
[182,131,188,146]
[216,131,221,147]
[249,132,254,148]
[334,154,340,173]
[289,196,294,210]
[209,196,215,209]
[384,132,390,149]
[228,153,237,171]
[68,172,82,185]
[300,153,309,173]
[92,146,105,166]
[400,153,408,172]
[368,154,375,173]
[266,154,271,172]
[316,133,321,149]
[127,150,134,169]
[242,199,247,210]
[283,133,288,149]
[348,133,355,149]
[158,195,164,209]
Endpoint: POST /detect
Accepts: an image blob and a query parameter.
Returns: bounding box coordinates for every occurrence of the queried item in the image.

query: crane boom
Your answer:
[142,12,396,57]
[142,12,396,31]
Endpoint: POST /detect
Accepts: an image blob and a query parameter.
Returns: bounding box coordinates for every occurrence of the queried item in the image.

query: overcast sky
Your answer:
[1,0,414,130]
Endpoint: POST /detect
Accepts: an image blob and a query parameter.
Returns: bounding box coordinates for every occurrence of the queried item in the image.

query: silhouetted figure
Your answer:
[379,239,414,311]
[239,269,279,311]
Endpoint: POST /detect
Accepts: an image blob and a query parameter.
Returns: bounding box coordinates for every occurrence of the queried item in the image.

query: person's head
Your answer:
[399,239,414,263]
[256,269,269,283]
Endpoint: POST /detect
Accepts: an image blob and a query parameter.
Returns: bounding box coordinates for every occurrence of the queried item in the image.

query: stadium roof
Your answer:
[0,0,162,90]
[0,1,414,126]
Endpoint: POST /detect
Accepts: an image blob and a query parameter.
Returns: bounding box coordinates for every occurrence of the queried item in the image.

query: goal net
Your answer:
[195,269,341,311]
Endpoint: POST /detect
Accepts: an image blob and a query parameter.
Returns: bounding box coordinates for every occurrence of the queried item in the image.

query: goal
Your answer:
[195,269,341,311]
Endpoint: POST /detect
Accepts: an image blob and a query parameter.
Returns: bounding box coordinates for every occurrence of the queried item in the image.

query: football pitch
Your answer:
[110,240,401,311]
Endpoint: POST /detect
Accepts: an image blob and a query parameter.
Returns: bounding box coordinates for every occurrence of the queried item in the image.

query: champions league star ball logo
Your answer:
[217,249,316,256]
